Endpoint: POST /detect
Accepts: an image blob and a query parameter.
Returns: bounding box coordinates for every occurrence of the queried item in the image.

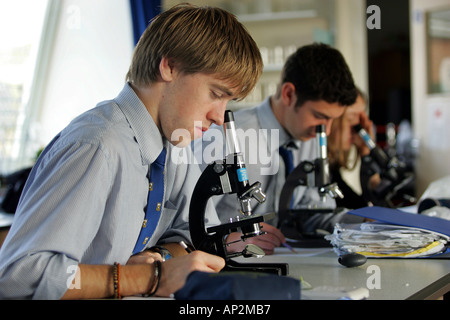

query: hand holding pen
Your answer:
[179,241,192,253]
[282,242,297,253]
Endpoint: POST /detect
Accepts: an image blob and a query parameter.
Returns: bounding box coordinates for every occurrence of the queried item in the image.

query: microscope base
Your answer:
[286,238,331,248]
[282,225,332,248]
[279,208,334,248]
[224,259,289,276]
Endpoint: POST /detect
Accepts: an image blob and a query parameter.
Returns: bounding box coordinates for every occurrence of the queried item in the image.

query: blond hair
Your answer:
[126,3,262,101]
[328,112,352,170]
[328,88,367,170]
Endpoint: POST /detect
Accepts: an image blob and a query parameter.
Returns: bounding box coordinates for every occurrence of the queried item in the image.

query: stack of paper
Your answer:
[325,223,449,258]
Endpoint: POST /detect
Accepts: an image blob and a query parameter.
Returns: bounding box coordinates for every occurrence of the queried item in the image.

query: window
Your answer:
[427,9,450,94]
[0,0,50,174]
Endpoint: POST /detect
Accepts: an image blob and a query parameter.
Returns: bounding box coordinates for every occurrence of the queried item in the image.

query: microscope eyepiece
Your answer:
[224,110,241,155]
[353,124,363,132]
[353,124,376,150]
[316,124,326,133]
[224,110,234,122]
[316,124,327,159]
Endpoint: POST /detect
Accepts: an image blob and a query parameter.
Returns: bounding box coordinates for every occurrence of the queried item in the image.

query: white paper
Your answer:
[325,222,449,258]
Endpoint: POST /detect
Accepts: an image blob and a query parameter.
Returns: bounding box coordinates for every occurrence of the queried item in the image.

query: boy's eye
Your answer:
[211,91,223,99]
[313,112,329,121]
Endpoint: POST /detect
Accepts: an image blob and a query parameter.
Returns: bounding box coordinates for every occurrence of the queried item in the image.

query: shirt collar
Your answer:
[256,97,299,150]
[114,82,165,166]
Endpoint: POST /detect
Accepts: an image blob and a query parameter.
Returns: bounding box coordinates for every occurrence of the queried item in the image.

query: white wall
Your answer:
[410,0,450,196]
[36,0,134,145]
[335,0,368,95]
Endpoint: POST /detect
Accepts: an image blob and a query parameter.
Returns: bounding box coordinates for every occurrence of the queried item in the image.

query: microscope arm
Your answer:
[278,161,313,228]
[189,162,225,256]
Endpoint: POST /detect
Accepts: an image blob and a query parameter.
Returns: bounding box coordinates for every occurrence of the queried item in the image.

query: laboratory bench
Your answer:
[233,247,450,300]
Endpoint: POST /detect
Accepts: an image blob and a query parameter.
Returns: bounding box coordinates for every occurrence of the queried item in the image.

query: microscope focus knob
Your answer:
[301,162,314,173]
[240,182,267,204]
[251,186,266,203]
[213,163,225,174]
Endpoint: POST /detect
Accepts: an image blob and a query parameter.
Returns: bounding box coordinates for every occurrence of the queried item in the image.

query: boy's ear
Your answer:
[159,57,176,81]
[280,82,297,108]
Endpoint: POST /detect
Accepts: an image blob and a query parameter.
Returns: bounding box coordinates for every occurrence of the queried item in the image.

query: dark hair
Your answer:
[279,43,357,107]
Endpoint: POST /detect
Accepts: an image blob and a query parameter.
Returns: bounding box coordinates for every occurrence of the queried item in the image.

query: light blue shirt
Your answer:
[0,83,219,299]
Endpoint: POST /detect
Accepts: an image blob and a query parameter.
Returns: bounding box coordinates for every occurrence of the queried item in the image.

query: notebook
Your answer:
[348,206,450,237]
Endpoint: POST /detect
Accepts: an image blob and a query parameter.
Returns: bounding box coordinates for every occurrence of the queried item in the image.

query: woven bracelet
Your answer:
[113,262,121,299]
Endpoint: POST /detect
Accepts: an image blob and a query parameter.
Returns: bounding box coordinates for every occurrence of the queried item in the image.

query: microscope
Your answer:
[277,125,344,246]
[189,110,288,275]
[353,124,415,208]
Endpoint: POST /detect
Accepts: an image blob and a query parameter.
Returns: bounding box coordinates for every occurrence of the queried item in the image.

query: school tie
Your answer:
[279,145,294,177]
[279,145,294,208]
[133,148,166,254]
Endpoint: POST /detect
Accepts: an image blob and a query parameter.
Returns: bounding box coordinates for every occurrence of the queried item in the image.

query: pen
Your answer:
[179,241,192,253]
[282,242,297,253]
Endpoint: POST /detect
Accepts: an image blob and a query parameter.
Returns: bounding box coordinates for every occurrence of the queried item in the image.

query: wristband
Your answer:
[142,260,161,297]
[113,262,121,299]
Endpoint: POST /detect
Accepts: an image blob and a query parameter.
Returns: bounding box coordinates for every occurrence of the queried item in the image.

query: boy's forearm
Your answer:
[61,263,154,299]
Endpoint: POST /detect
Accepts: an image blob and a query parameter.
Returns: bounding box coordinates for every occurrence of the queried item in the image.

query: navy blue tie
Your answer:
[133,148,166,254]
[279,145,294,208]
[279,146,294,177]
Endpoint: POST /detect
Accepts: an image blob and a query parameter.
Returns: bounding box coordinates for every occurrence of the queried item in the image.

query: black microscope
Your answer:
[277,125,344,247]
[189,110,288,275]
[353,124,415,208]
